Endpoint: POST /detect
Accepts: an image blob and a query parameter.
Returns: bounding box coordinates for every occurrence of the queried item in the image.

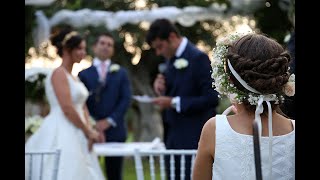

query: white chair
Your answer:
[134,149,197,180]
[25,149,61,180]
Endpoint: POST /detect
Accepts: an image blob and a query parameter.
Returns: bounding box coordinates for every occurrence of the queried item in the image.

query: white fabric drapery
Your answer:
[25,0,56,6]
[32,0,293,47]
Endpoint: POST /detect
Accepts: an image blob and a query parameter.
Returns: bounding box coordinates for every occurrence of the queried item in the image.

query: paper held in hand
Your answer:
[132,95,154,103]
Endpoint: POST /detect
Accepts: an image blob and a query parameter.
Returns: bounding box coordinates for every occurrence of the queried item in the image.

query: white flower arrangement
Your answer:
[109,64,120,73]
[210,33,290,105]
[25,115,43,134]
[173,58,189,69]
[25,67,51,82]
[25,67,51,102]
[211,33,248,103]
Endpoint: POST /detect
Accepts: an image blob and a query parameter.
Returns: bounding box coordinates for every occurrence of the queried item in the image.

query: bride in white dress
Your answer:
[25,29,105,180]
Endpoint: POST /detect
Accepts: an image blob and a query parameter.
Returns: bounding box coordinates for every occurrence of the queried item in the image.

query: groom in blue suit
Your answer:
[147,19,219,180]
[78,32,131,180]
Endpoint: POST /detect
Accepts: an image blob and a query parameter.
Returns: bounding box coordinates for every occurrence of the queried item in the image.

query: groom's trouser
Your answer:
[105,156,124,180]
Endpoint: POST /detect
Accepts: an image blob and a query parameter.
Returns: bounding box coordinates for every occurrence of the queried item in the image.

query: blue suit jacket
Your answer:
[78,64,132,142]
[164,41,219,149]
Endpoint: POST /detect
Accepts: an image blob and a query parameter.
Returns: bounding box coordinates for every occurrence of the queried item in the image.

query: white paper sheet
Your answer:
[132,95,154,103]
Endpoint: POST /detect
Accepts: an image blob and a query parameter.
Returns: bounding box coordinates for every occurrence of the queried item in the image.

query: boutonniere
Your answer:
[109,64,120,73]
[173,58,189,69]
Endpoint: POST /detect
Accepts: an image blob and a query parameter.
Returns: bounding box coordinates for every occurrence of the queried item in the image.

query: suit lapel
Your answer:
[104,63,115,88]
[86,66,102,98]
[90,65,100,85]
[168,43,191,95]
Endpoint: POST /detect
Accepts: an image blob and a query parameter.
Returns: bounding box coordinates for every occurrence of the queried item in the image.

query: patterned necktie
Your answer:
[96,62,107,102]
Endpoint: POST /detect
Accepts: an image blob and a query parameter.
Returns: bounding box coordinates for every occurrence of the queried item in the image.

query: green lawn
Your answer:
[98,132,161,179]
[99,156,161,180]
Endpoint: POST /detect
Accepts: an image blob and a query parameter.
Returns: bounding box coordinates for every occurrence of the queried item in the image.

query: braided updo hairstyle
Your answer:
[226,33,291,113]
[50,28,83,57]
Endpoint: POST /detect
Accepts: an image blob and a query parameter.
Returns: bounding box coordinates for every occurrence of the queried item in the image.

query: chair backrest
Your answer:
[134,149,197,180]
[25,149,61,180]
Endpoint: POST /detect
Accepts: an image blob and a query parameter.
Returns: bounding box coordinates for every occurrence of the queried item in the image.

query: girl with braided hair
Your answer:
[192,33,295,180]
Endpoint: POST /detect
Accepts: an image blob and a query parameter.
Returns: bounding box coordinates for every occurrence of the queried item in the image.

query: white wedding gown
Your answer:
[25,68,105,180]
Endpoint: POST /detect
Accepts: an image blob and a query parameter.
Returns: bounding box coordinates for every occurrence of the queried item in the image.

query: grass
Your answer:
[99,156,161,179]
[98,132,159,179]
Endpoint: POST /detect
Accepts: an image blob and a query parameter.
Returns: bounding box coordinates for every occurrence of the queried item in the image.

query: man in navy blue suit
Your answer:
[146,19,219,180]
[78,32,131,180]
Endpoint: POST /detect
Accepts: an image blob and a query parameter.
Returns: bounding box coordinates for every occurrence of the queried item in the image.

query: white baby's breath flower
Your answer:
[173,58,189,69]
[211,32,284,106]
[109,64,120,73]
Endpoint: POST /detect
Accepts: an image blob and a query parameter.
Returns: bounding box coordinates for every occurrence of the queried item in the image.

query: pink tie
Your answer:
[100,63,107,80]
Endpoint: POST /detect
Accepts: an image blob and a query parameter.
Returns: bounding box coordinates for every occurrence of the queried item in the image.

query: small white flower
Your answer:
[288,74,295,82]
[283,82,295,96]
[109,64,120,73]
[173,58,189,69]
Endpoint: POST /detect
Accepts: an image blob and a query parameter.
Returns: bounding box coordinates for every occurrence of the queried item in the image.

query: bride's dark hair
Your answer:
[50,28,83,57]
[226,33,291,114]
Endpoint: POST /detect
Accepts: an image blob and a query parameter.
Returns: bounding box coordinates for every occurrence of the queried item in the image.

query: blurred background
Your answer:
[25,0,295,143]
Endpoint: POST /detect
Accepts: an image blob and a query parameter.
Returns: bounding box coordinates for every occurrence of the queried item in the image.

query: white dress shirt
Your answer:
[93,58,111,81]
[171,37,188,113]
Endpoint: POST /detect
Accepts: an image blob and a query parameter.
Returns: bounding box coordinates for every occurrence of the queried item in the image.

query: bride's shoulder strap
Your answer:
[47,67,70,88]
[215,114,228,126]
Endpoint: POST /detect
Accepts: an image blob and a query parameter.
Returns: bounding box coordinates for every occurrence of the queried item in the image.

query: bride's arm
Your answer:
[83,104,106,143]
[192,117,216,180]
[51,68,97,139]
[83,104,91,127]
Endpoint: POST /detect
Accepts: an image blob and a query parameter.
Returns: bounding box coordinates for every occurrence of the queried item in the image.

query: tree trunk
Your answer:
[135,103,163,142]
[130,69,163,142]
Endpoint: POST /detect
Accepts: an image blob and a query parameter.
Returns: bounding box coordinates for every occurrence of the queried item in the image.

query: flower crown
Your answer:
[211,33,295,105]
[61,31,79,46]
